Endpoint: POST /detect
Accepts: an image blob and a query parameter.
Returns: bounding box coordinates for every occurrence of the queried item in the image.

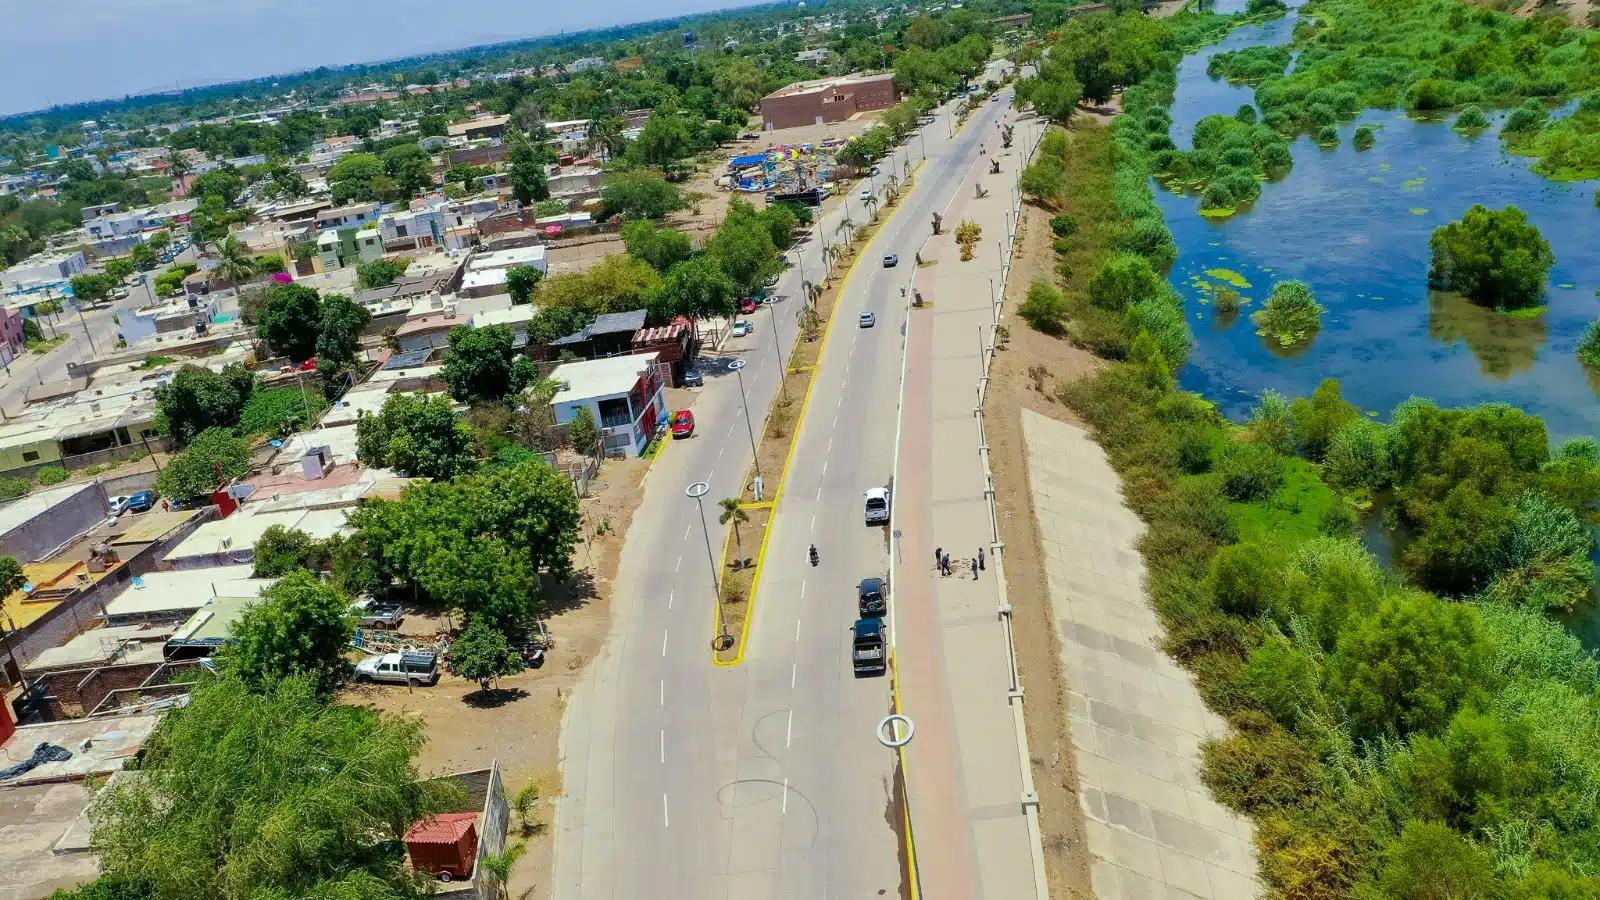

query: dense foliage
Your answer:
[1427,204,1554,311]
[153,364,255,445]
[340,459,581,627]
[224,569,354,695]
[154,428,250,500]
[355,393,477,481]
[87,676,459,900]
[1251,280,1326,347]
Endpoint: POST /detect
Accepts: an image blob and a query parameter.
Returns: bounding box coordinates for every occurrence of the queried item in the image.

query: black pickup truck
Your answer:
[852,618,887,677]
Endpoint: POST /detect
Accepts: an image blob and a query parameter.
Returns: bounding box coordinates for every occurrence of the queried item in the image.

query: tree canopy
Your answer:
[255,282,323,362]
[154,427,250,501]
[154,363,256,445]
[224,569,354,696]
[1428,204,1554,310]
[355,393,477,481]
[441,324,538,405]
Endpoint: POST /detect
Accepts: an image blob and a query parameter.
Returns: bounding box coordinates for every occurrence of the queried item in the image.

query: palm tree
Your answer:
[864,195,880,222]
[166,151,191,195]
[479,842,527,900]
[209,235,257,286]
[719,497,750,569]
[586,116,627,161]
[511,782,540,837]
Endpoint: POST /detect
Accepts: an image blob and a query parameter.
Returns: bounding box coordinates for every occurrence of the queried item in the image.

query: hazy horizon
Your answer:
[0,0,762,119]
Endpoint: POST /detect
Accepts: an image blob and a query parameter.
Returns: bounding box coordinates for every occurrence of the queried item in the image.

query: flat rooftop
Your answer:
[0,714,160,786]
[0,482,101,540]
[101,567,272,620]
[24,623,175,673]
[550,351,659,404]
[764,71,895,100]
[0,782,101,899]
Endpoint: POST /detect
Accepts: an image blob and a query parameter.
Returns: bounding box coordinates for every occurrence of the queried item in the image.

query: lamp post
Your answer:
[726,359,763,498]
[766,301,788,398]
[687,480,732,651]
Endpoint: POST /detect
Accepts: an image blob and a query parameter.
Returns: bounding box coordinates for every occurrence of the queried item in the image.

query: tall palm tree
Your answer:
[479,842,527,900]
[166,151,191,195]
[719,497,750,569]
[209,235,257,286]
[586,116,627,161]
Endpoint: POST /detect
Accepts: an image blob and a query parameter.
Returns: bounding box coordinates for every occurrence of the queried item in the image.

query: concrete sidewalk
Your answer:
[894,99,1045,899]
[1020,411,1260,900]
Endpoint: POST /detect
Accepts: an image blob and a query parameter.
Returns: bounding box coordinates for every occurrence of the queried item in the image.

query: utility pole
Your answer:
[687,481,731,651]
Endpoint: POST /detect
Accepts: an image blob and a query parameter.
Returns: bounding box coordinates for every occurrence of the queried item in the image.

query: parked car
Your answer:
[732,321,752,337]
[739,298,758,314]
[353,598,405,630]
[355,650,439,686]
[852,618,887,676]
[859,312,876,328]
[882,253,898,268]
[858,578,887,617]
[683,369,705,387]
[107,495,132,515]
[670,410,696,439]
[124,490,156,513]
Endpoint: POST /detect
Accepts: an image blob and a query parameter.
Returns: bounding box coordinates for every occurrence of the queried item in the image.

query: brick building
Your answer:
[759,73,899,131]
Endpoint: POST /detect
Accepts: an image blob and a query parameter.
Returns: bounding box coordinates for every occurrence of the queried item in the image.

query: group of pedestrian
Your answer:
[934,547,987,580]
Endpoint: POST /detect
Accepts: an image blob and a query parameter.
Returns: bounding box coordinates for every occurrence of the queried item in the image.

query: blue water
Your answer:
[1158,1,1600,643]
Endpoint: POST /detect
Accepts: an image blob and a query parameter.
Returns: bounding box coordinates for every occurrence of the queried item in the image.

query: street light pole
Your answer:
[766,301,787,397]
[687,480,731,651]
[726,359,762,487]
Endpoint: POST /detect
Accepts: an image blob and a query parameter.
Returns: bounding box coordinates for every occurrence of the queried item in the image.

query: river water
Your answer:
[1154,0,1600,643]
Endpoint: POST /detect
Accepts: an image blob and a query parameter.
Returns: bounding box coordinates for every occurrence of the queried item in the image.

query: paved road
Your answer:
[0,246,196,415]
[555,68,1013,899]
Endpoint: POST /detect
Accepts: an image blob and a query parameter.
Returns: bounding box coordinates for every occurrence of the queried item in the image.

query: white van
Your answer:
[865,487,890,525]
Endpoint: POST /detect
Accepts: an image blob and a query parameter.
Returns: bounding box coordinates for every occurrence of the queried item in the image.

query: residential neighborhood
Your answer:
[5,0,1600,900]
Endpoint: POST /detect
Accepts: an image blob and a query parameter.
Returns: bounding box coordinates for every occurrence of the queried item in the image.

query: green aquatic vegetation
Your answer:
[1247,0,1600,174]
[1353,125,1376,149]
[1514,100,1600,181]
[1317,125,1339,145]
[1428,204,1554,311]
[1410,208,1429,215]
[1208,45,1293,84]
[1402,177,1427,191]
[1206,268,1252,289]
[1575,319,1600,368]
[1502,98,1550,136]
[1253,280,1326,347]
[1454,105,1491,131]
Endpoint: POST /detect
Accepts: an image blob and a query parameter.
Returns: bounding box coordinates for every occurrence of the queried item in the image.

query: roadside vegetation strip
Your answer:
[1007,12,1600,900]
[710,159,929,666]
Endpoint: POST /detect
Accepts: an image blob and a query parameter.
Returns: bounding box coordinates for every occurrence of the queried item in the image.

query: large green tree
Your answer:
[327,153,386,204]
[1428,204,1554,310]
[449,619,525,692]
[508,130,549,206]
[88,676,460,900]
[224,569,354,696]
[154,363,256,444]
[315,293,372,372]
[381,143,435,199]
[154,428,251,500]
[633,101,692,168]
[356,393,476,481]
[600,169,687,220]
[621,220,694,273]
[442,324,537,405]
[255,282,322,362]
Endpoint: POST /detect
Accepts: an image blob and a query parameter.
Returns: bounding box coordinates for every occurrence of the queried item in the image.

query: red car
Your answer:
[670,410,695,438]
[739,298,757,314]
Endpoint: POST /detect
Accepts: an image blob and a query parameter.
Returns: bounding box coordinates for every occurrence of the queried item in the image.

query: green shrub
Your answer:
[1219,441,1285,501]
[1316,125,1339,145]
[1088,253,1165,312]
[1124,298,1190,369]
[1200,714,1320,814]
[1175,425,1216,474]
[1049,213,1079,238]
[1427,204,1553,310]
[1289,379,1360,462]
[1318,502,1356,536]
[1115,217,1176,263]
[1247,390,1295,455]
[1411,78,1452,110]
[1051,237,1073,256]
[237,387,327,436]
[1236,104,1257,125]
[1454,105,1490,131]
[1576,319,1600,368]
[1502,99,1548,135]
[1324,419,1392,491]
[1215,289,1241,316]
[1018,281,1070,334]
[1241,635,1323,728]
[1261,142,1293,170]
[0,477,29,500]
[1352,126,1375,149]
[36,466,68,485]
[1379,821,1496,900]
[1209,541,1283,616]
[1201,181,1235,211]
[1252,280,1325,347]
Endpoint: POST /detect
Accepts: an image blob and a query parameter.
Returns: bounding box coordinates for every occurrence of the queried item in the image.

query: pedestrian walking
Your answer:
[978,548,986,571]
[971,558,979,580]
[935,547,943,568]
[944,552,952,575]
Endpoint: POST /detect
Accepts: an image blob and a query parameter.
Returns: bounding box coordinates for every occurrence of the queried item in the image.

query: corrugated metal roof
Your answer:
[405,812,478,844]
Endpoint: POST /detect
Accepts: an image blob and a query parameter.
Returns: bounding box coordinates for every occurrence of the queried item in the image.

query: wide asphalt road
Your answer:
[555,68,1012,899]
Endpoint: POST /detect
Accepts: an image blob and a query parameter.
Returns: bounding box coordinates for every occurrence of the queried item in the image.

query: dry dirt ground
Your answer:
[545,113,884,276]
[348,448,659,900]
[987,178,1105,897]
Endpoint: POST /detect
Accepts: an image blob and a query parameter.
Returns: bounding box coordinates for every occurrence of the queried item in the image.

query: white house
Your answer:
[472,304,537,347]
[549,352,669,458]
[1,251,87,293]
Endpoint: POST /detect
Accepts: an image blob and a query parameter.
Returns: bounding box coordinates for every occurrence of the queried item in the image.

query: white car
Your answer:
[859,312,875,328]
[732,321,752,337]
[859,190,872,202]
[107,495,132,515]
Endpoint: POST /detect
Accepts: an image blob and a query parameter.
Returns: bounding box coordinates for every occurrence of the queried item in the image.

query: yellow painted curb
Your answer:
[891,650,922,900]
[737,501,774,510]
[711,159,928,667]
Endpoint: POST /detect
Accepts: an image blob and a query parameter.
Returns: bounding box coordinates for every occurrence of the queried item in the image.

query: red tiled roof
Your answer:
[405,812,477,844]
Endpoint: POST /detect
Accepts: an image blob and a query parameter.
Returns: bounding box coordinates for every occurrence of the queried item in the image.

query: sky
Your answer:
[0,0,761,117]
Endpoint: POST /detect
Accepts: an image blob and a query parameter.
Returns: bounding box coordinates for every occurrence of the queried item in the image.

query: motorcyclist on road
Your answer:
[808,544,819,566]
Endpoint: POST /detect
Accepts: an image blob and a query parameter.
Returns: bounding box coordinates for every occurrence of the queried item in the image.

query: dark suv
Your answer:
[858,578,886,617]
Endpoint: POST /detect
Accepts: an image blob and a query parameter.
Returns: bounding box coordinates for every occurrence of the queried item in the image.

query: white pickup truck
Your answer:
[354,650,439,687]
[865,487,890,525]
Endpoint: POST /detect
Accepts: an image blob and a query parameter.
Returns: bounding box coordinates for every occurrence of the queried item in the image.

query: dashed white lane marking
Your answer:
[683,523,691,539]
[794,618,802,642]
[660,729,665,763]
[675,556,682,572]
[661,630,668,657]
[782,777,790,815]
[786,709,794,747]
[810,514,816,531]
[659,680,664,706]
[663,794,670,828]
[791,663,797,689]
[667,590,674,610]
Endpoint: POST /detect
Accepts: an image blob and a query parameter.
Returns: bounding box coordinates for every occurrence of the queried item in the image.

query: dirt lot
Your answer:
[985,157,1105,897]
[348,452,653,900]
[545,113,885,277]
